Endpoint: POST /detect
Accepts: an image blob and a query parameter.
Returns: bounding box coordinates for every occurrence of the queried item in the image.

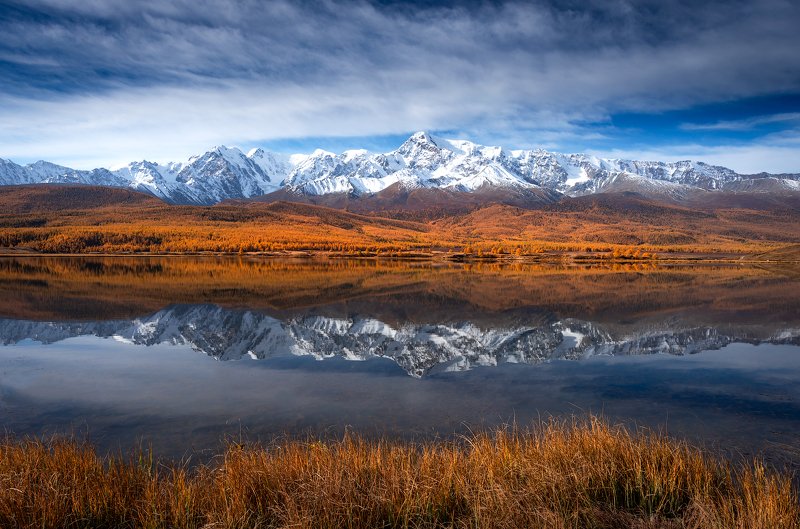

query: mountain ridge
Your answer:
[2,132,798,206]
[3,305,798,377]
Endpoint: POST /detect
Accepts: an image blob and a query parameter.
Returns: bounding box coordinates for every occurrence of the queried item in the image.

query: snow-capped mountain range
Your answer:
[1,132,798,205]
[2,305,798,378]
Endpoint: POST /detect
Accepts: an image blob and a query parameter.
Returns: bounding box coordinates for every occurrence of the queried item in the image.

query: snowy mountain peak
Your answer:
[210,144,240,155]
[1,132,798,205]
[408,130,436,143]
[310,148,337,158]
[27,160,68,173]
[212,145,250,167]
[342,149,369,161]
[399,130,451,153]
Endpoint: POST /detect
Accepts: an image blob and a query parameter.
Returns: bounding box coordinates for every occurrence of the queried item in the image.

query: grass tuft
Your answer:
[1,418,797,528]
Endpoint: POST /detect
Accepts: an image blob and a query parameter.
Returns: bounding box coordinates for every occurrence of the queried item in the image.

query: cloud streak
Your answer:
[0,0,798,171]
[681,113,800,131]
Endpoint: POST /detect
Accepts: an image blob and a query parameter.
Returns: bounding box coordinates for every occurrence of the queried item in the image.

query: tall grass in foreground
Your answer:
[0,418,797,529]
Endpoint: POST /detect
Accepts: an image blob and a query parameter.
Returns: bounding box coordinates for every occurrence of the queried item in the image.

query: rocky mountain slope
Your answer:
[1,132,798,205]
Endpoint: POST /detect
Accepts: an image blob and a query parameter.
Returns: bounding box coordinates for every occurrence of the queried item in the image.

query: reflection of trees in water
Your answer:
[0,257,797,332]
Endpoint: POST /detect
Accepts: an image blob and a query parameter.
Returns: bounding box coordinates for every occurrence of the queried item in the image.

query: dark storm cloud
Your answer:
[0,0,798,170]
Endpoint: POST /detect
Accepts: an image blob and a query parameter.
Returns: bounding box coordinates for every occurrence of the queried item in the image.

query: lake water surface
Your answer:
[0,256,798,469]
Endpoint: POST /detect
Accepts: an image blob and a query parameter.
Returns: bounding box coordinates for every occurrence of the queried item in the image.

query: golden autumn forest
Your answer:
[1,185,799,260]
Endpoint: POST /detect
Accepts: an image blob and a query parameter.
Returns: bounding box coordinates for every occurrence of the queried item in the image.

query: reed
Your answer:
[1,418,797,528]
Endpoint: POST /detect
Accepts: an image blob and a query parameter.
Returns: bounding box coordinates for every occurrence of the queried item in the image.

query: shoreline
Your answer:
[0,248,798,265]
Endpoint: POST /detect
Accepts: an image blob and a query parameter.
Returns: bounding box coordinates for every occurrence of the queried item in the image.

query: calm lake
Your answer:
[0,256,799,469]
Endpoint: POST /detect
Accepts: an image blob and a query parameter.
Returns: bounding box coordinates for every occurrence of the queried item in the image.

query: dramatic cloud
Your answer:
[0,0,798,170]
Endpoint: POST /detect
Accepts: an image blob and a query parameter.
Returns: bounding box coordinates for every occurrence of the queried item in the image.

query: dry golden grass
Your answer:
[1,418,797,529]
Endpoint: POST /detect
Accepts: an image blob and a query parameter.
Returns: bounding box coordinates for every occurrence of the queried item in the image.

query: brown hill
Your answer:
[0,185,430,254]
[0,184,162,214]
[0,185,799,256]
[684,190,800,212]
[435,192,800,249]
[244,182,560,220]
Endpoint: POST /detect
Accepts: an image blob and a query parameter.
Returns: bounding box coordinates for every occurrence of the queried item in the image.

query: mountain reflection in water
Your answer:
[0,257,800,377]
[1,256,799,466]
[2,304,799,378]
[0,256,799,377]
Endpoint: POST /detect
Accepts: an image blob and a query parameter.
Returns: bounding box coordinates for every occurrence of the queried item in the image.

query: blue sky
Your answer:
[0,0,799,173]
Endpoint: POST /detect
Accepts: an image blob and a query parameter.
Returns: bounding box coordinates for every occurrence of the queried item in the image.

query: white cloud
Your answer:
[589,131,800,174]
[2,83,799,174]
[0,0,798,170]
